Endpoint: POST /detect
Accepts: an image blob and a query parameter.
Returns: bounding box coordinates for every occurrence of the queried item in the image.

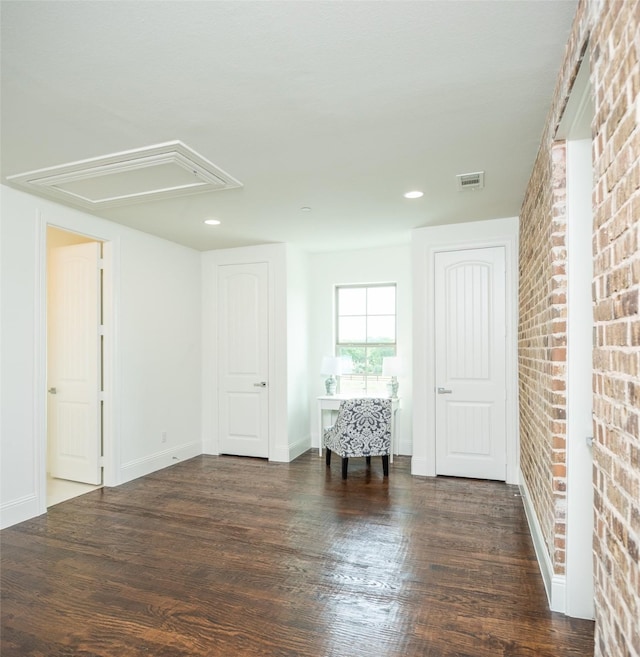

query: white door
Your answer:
[48,242,102,484]
[218,263,269,458]
[434,247,506,480]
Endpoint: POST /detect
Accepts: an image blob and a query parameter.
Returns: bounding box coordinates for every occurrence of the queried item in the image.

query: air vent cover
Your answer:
[7,141,242,209]
[456,171,485,191]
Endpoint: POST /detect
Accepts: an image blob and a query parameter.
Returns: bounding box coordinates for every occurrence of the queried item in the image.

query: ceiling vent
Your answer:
[6,141,242,209]
[456,171,485,191]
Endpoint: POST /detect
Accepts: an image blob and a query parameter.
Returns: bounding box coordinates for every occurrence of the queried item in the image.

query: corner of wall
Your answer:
[270,434,312,463]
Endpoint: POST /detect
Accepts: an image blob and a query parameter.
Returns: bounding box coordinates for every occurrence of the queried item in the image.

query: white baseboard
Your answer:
[519,469,566,613]
[201,438,218,455]
[0,493,43,529]
[270,435,311,463]
[119,441,201,484]
[551,574,567,613]
[311,433,321,451]
[288,435,311,462]
[410,456,430,476]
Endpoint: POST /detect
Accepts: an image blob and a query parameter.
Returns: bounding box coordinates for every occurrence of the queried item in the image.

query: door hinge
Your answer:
[98,258,106,269]
[99,456,106,467]
[99,391,106,402]
[99,325,106,336]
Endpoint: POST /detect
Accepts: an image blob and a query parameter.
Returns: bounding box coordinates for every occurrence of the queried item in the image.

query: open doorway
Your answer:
[46,226,104,507]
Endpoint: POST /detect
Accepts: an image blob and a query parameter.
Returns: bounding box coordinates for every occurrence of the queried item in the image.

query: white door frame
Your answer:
[35,214,119,516]
[217,262,270,458]
[563,137,595,619]
[412,217,520,483]
[557,55,595,619]
[201,244,287,461]
[434,246,508,480]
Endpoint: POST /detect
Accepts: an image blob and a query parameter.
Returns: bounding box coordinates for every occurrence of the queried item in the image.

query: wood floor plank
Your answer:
[1,453,594,657]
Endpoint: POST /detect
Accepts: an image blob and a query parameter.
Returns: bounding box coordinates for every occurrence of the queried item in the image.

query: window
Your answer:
[335,284,396,395]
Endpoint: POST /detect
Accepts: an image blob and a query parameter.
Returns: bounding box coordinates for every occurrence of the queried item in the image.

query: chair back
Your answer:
[325,397,392,457]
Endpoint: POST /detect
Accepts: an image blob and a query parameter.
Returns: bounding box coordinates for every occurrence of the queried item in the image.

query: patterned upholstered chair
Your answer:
[324,398,392,480]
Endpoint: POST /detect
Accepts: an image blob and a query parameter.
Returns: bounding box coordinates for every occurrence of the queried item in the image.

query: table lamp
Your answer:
[382,356,402,398]
[321,356,341,395]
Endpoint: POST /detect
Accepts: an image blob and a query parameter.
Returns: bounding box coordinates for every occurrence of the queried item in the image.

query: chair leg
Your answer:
[366,456,371,467]
[341,457,348,479]
[326,448,331,467]
[382,454,389,477]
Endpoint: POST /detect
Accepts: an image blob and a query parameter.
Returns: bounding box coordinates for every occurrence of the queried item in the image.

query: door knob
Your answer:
[437,387,452,394]
[253,381,267,388]
[48,387,57,394]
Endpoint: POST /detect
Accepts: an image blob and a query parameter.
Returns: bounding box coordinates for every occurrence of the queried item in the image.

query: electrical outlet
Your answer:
[161,431,167,443]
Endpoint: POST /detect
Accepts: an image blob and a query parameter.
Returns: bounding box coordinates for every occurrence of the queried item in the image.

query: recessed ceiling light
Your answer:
[404,190,424,199]
[204,218,221,225]
[300,206,312,212]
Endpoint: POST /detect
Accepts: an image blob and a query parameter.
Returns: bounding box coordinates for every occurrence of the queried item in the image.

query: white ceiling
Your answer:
[1,0,577,253]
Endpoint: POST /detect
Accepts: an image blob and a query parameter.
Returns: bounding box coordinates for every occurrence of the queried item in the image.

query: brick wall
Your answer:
[519,139,569,574]
[590,2,640,655]
[519,1,640,656]
[519,1,588,586]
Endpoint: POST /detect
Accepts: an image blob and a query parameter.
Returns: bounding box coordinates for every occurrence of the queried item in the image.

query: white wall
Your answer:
[0,185,202,528]
[1,187,41,526]
[117,228,202,475]
[286,245,311,459]
[308,244,413,453]
[412,216,519,481]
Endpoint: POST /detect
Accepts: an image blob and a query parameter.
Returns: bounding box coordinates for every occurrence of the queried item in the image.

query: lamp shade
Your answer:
[321,356,341,376]
[382,356,402,377]
[338,355,353,375]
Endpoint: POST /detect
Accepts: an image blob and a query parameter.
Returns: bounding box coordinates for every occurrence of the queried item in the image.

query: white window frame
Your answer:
[335,283,397,395]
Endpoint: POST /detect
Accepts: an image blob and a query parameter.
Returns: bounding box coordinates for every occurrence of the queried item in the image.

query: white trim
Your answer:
[0,494,41,529]
[552,575,568,613]
[101,238,120,487]
[200,252,218,455]
[201,437,218,456]
[202,244,288,463]
[564,138,596,619]
[562,53,596,621]
[556,54,592,141]
[410,457,429,477]
[119,442,201,484]
[281,434,312,463]
[36,220,119,500]
[35,212,48,516]
[519,469,566,613]
[7,140,243,209]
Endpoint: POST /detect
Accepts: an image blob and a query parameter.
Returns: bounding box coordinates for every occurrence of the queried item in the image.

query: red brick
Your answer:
[519,2,640,656]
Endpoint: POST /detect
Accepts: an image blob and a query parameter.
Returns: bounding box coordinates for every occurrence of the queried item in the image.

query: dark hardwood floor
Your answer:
[1,452,594,657]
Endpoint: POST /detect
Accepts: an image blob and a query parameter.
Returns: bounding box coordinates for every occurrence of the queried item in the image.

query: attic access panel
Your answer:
[7,141,242,208]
